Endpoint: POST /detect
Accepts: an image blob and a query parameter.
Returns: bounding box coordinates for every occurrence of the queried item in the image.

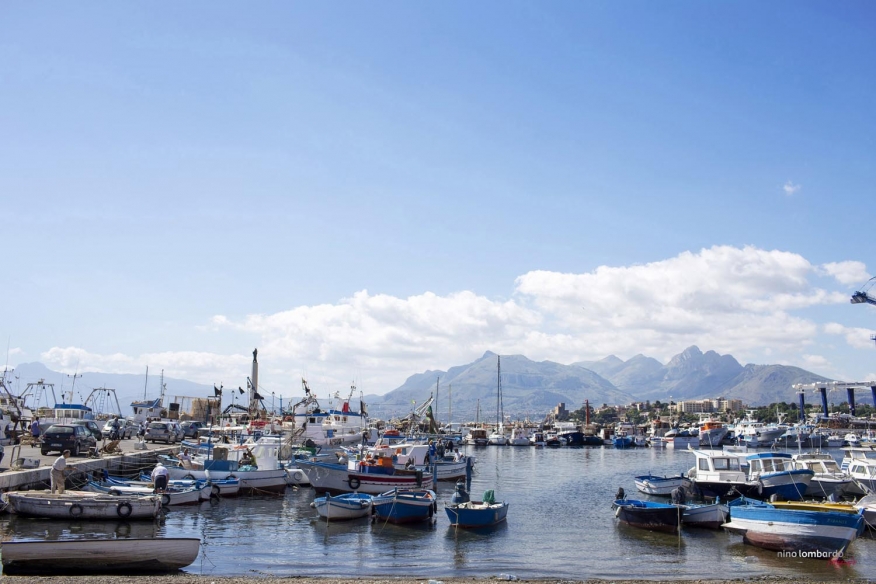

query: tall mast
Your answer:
[435,377,440,428]
[143,366,149,400]
[448,383,452,427]
[497,355,501,429]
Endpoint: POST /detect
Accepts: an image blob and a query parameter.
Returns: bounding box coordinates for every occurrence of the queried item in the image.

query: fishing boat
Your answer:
[465,427,489,446]
[722,502,865,557]
[634,473,689,496]
[840,447,876,495]
[387,442,472,481]
[791,452,852,499]
[745,452,813,501]
[371,488,438,524]
[686,449,749,499]
[682,500,729,529]
[611,498,682,534]
[698,415,729,448]
[5,491,161,520]
[287,379,368,447]
[0,538,200,574]
[164,441,287,494]
[444,482,508,528]
[85,480,202,506]
[509,426,531,446]
[298,452,435,495]
[311,492,373,520]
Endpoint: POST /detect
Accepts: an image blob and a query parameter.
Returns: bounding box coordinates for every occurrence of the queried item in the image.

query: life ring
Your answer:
[211,485,221,497]
[117,502,133,518]
[160,493,171,506]
[348,477,361,490]
[69,503,84,517]
[183,474,196,480]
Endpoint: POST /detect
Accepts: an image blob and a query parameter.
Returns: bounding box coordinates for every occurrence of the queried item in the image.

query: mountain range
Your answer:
[5,346,841,419]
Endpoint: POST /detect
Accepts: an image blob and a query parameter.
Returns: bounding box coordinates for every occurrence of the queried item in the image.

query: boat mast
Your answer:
[496,355,502,431]
[435,377,439,430]
[143,366,149,400]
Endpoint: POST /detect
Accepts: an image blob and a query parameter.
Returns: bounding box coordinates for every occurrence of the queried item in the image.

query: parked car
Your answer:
[179,421,204,438]
[102,418,134,440]
[41,424,97,456]
[169,422,185,442]
[145,421,179,444]
[70,420,103,442]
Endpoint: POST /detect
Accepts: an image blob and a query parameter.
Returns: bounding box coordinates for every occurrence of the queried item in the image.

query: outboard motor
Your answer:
[615,487,625,500]
[671,487,686,505]
[450,480,470,505]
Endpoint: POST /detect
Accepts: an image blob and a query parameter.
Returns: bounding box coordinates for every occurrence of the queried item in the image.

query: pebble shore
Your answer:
[2,576,871,584]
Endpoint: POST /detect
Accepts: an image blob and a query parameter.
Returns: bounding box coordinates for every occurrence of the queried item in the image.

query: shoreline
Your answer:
[2,576,873,584]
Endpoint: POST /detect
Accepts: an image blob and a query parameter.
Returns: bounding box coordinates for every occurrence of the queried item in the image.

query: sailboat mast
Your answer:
[497,355,501,430]
[448,383,452,427]
[435,376,439,429]
[143,366,149,400]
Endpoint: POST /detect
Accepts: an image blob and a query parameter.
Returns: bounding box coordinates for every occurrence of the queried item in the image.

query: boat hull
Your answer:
[445,501,509,527]
[1,538,200,574]
[634,474,688,496]
[312,493,373,520]
[682,502,728,529]
[372,489,437,524]
[612,499,681,534]
[723,506,864,557]
[6,491,161,520]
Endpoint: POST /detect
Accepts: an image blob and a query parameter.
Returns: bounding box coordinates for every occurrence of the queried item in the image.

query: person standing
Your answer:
[30,417,41,441]
[150,462,169,493]
[51,450,71,494]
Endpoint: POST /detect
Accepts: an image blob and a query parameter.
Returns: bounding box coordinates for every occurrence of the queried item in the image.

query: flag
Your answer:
[238,387,245,395]
[213,385,222,397]
[254,392,263,400]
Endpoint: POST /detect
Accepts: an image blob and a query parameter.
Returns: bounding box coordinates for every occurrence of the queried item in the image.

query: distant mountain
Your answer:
[711,364,833,406]
[367,351,636,421]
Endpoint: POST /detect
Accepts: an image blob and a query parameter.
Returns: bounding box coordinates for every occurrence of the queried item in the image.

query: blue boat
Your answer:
[371,488,437,524]
[723,502,865,557]
[444,482,509,528]
[611,499,682,534]
[745,452,814,501]
[311,492,373,520]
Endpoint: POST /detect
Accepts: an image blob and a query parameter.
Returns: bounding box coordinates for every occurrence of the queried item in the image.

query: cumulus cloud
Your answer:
[823,322,875,350]
[783,181,801,195]
[37,245,868,395]
[819,261,871,286]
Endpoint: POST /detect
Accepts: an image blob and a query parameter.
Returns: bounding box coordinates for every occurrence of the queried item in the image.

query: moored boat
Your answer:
[722,503,865,558]
[371,488,437,524]
[311,492,373,520]
[5,491,161,520]
[634,473,689,496]
[444,481,508,528]
[611,498,682,534]
[1,538,200,574]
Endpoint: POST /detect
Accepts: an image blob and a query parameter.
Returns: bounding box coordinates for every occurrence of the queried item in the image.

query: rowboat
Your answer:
[612,499,682,534]
[371,489,437,524]
[1,538,200,574]
[722,503,865,557]
[634,473,689,496]
[5,491,161,520]
[311,492,373,520]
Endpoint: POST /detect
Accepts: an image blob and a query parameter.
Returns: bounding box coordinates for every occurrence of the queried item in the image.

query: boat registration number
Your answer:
[51,443,62,447]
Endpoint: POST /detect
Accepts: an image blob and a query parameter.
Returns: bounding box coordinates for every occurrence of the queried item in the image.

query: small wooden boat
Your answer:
[634,473,689,496]
[682,501,729,529]
[722,503,865,557]
[1,538,200,574]
[444,481,508,528]
[371,488,437,524]
[86,480,202,506]
[311,492,373,520]
[612,499,682,534]
[5,491,161,520]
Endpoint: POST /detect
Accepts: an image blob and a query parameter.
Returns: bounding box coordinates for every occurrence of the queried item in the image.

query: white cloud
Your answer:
[823,322,875,351]
[35,245,863,395]
[819,261,870,286]
[783,181,801,196]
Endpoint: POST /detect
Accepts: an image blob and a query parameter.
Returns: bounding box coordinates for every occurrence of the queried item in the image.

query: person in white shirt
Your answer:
[150,462,169,493]
[51,450,71,494]
[178,448,193,469]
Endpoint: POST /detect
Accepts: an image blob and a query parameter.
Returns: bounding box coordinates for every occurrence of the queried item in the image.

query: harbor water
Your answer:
[1,444,874,579]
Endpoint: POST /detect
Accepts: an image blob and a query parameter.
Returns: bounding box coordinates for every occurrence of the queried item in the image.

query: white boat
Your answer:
[698,416,729,448]
[682,501,729,529]
[310,492,373,520]
[288,380,368,447]
[84,480,203,506]
[841,447,876,495]
[634,473,689,496]
[5,491,161,520]
[1,538,200,574]
[686,449,749,500]
[791,452,853,499]
[465,427,489,446]
[298,454,435,495]
[387,442,472,481]
[509,426,530,446]
[733,410,786,447]
[165,441,287,494]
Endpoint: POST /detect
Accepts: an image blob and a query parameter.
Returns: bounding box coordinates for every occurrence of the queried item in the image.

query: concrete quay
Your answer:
[0,439,178,492]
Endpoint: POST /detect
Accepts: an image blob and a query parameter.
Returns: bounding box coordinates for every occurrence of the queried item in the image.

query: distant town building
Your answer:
[552,403,569,421]
[675,398,744,414]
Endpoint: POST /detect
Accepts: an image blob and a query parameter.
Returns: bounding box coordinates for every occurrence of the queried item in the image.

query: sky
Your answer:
[2,2,875,402]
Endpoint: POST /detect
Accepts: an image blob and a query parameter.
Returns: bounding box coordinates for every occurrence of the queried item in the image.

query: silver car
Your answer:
[145,421,178,444]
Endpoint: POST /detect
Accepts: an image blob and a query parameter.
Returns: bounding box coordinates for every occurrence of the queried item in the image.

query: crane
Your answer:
[850,276,876,346]
[851,276,876,306]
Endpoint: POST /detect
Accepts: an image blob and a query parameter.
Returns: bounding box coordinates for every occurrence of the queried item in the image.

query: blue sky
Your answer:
[2,2,875,399]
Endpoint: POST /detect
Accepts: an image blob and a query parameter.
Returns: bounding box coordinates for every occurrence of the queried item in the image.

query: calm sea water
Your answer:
[2,444,874,580]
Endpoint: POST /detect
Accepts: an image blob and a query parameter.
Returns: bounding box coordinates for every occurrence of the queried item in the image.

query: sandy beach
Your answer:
[1,576,871,584]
